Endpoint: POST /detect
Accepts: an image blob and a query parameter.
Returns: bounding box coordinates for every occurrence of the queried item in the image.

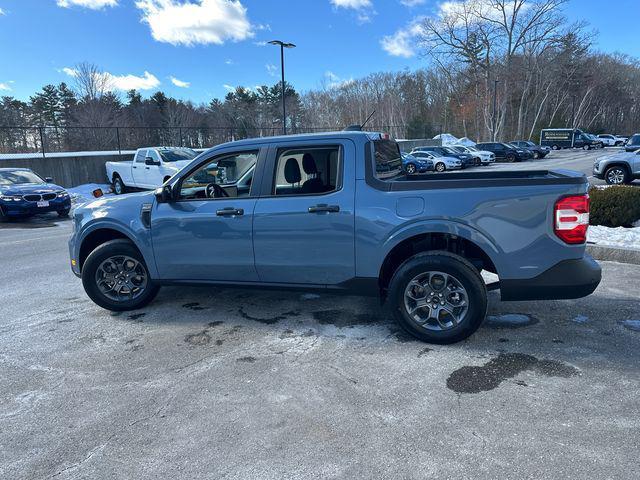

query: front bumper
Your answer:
[499,255,601,301]
[0,198,71,217]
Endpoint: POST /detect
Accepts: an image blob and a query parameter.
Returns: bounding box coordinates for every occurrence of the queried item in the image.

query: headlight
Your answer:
[57,191,69,198]
[0,195,22,202]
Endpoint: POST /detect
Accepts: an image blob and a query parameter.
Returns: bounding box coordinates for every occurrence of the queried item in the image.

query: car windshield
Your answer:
[158,148,197,162]
[465,146,479,152]
[373,139,403,179]
[442,147,458,154]
[450,146,465,153]
[630,135,640,145]
[0,170,44,185]
[502,143,516,149]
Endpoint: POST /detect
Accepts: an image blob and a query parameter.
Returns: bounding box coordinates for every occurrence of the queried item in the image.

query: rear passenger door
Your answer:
[252,139,356,285]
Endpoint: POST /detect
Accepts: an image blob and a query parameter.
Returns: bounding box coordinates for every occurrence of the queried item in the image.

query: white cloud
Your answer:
[400,0,425,6]
[380,17,425,58]
[57,0,118,9]
[254,40,267,47]
[0,82,12,91]
[135,0,254,46]
[0,8,5,15]
[330,0,371,8]
[62,67,160,91]
[437,1,531,25]
[225,59,234,64]
[223,84,235,91]
[170,76,190,88]
[265,63,277,77]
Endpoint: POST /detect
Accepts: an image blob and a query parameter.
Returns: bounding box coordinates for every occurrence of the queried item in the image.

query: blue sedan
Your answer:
[0,168,71,221]
[401,152,434,174]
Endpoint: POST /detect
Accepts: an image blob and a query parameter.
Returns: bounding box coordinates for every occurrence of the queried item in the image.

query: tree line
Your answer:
[1,0,639,154]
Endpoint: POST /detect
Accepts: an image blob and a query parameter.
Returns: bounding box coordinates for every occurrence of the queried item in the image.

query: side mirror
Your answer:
[155,185,174,203]
[45,177,54,183]
[145,157,160,166]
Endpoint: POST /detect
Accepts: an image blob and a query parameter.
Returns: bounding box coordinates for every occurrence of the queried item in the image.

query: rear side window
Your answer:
[373,140,402,179]
[273,146,341,196]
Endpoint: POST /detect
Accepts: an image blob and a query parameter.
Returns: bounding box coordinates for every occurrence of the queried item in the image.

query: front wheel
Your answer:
[533,151,540,159]
[551,144,560,150]
[388,252,488,344]
[435,162,446,172]
[82,239,160,311]
[506,153,516,163]
[605,166,630,185]
[405,163,417,175]
[583,145,591,151]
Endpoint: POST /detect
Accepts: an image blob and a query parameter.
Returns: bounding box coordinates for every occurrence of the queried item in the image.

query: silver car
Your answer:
[411,150,463,172]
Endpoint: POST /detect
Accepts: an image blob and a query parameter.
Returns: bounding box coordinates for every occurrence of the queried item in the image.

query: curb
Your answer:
[587,244,640,266]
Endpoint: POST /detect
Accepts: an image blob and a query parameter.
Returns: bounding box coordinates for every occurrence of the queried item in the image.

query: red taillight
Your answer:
[554,195,589,244]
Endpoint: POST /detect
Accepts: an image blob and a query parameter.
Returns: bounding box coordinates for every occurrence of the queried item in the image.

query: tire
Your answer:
[81,239,160,312]
[163,176,171,184]
[388,251,488,344]
[0,206,7,223]
[435,162,446,172]
[112,175,126,195]
[506,153,516,163]
[405,163,417,175]
[58,209,70,218]
[582,145,591,151]
[475,157,481,166]
[604,166,630,185]
[533,151,540,159]
[551,144,560,150]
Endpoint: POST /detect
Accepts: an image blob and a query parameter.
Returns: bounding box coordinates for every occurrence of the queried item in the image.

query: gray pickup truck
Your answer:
[69,131,601,344]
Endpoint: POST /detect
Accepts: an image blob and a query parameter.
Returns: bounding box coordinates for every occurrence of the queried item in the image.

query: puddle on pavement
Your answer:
[237,356,256,363]
[446,353,579,394]
[572,315,589,324]
[238,307,300,325]
[484,314,538,329]
[312,310,385,328]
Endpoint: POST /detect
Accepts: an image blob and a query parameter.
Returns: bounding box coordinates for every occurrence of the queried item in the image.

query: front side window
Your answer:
[134,149,147,163]
[159,148,197,162]
[179,151,258,200]
[273,146,341,196]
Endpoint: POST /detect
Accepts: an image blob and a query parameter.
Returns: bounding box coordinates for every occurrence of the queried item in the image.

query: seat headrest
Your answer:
[284,158,301,184]
[302,153,318,174]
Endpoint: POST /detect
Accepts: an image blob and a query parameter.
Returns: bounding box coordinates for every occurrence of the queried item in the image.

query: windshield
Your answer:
[629,134,640,145]
[465,146,479,152]
[373,139,403,179]
[158,148,197,162]
[502,143,516,149]
[442,147,459,155]
[0,170,44,185]
[450,146,465,153]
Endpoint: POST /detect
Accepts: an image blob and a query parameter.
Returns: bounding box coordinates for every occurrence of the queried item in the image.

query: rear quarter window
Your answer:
[373,140,402,179]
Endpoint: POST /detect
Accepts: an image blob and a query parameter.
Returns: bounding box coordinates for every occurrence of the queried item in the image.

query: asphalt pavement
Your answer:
[1,149,639,480]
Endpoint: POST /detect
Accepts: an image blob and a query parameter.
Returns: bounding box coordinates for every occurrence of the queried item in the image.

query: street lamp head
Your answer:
[268,40,296,48]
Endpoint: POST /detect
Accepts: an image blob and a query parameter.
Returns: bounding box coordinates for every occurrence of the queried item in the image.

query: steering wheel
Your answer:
[205,183,229,199]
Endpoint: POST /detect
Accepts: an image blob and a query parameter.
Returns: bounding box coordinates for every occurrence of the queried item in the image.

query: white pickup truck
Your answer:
[106,147,198,194]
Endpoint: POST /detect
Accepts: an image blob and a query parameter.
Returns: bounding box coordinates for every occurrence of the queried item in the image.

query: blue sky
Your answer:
[0,0,638,103]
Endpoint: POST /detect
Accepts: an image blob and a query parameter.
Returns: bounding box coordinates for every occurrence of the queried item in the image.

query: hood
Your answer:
[600,151,638,163]
[0,182,65,196]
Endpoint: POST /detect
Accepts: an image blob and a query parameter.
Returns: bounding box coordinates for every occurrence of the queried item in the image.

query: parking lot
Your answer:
[2,148,639,479]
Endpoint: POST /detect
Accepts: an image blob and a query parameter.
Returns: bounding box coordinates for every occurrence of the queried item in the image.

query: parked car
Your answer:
[69,131,601,344]
[106,147,199,194]
[624,134,640,152]
[540,128,598,150]
[597,134,625,147]
[450,145,495,165]
[401,152,433,174]
[0,168,71,221]
[411,151,462,172]
[593,149,640,185]
[474,142,533,162]
[411,146,476,168]
[586,134,604,149]
[509,141,551,159]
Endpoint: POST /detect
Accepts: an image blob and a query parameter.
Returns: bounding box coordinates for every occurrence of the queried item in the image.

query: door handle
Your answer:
[308,204,340,213]
[145,167,150,169]
[132,166,137,169]
[216,207,244,217]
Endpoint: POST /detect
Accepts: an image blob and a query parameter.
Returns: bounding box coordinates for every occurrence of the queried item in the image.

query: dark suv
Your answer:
[475,142,533,162]
[625,134,640,152]
[411,146,477,167]
[509,141,550,159]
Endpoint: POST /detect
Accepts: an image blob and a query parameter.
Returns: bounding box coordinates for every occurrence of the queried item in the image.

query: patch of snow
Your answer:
[619,320,640,332]
[457,136,476,146]
[433,133,459,146]
[572,315,589,324]
[67,183,112,208]
[588,225,640,249]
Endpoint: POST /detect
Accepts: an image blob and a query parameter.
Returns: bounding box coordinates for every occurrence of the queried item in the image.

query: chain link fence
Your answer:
[0,125,416,156]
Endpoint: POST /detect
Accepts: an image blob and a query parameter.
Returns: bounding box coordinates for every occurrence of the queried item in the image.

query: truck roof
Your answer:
[212,130,381,150]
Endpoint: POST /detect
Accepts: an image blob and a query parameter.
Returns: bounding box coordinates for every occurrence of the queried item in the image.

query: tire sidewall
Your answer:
[82,240,159,311]
[406,163,416,174]
[113,176,124,195]
[436,162,445,172]
[388,253,488,344]
[605,166,629,185]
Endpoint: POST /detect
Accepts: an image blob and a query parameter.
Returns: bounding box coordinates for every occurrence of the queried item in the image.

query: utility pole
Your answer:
[571,95,576,128]
[268,40,296,135]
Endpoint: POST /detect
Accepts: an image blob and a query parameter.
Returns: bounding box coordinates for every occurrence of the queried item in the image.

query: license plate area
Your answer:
[37,201,49,208]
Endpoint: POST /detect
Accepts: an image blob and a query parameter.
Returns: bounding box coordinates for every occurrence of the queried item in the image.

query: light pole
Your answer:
[268,40,296,135]
[571,95,576,128]
[492,79,499,141]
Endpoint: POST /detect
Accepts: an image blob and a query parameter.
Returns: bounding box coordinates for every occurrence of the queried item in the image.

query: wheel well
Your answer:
[604,163,630,174]
[112,173,121,181]
[163,176,171,183]
[378,233,497,293]
[79,228,131,270]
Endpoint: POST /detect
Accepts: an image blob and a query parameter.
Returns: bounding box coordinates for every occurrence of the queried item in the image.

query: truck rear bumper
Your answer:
[500,255,601,301]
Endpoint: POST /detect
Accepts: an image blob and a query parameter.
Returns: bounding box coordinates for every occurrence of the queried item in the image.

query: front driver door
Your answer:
[150,148,265,282]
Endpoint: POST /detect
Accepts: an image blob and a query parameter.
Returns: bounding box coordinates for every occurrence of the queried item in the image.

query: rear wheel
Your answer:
[582,145,591,151]
[112,175,126,195]
[551,144,560,150]
[388,252,488,344]
[82,239,160,311]
[435,162,446,172]
[405,163,417,175]
[506,153,516,162]
[605,166,630,185]
[533,151,540,159]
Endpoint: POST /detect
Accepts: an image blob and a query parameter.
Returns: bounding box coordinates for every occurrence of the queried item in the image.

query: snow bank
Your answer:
[433,133,459,146]
[457,137,476,146]
[588,225,640,249]
[67,183,112,208]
